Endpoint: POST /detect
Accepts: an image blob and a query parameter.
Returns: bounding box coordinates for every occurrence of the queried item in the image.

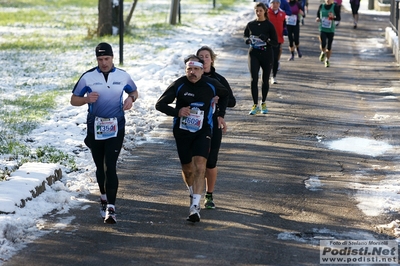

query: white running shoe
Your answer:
[186,205,201,222]
[270,77,277,84]
[104,206,117,224]
[100,198,107,219]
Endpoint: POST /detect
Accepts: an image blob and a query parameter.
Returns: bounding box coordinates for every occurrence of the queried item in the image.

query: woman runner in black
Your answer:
[196,46,236,209]
[244,2,278,115]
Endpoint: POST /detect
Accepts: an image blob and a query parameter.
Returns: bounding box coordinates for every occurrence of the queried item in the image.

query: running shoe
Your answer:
[288,55,294,61]
[100,198,107,219]
[104,206,117,224]
[353,23,357,29]
[319,52,325,62]
[204,194,215,209]
[249,104,260,115]
[261,102,268,114]
[298,50,302,58]
[270,77,277,85]
[187,205,201,222]
[325,60,330,68]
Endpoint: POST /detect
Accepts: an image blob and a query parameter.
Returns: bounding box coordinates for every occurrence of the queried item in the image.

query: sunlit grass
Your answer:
[1,90,62,134]
[0,34,89,50]
[0,0,97,8]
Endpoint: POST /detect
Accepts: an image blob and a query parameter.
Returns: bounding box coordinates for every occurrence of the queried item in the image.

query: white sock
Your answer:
[100,194,107,201]
[188,186,193,196]
[191,194,201,207]
[106,204,115,210]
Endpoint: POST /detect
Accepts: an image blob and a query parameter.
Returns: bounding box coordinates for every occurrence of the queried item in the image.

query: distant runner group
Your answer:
[245,0,346,115]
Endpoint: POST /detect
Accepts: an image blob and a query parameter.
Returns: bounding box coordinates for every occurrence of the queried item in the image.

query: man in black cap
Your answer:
[70,42,139,224]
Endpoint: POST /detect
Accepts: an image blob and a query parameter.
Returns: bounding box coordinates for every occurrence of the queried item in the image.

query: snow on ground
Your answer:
[0,0,398,263]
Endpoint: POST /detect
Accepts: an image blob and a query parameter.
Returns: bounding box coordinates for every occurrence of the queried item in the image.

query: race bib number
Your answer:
[179,109,204,133]
[286,15,297,26]
[321,17,332,28]
[94,117,118,140]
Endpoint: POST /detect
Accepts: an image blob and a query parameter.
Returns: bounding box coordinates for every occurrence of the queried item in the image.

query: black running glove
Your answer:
[259,34,268,41]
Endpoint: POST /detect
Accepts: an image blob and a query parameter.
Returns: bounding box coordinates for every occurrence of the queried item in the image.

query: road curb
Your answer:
[0,163,62,214]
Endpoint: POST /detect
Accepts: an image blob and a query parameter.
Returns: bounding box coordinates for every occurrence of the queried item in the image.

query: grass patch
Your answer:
[0,137,30,158]
[0,0,244,50]
[34,145,77,172]
[0,0,97,8]
[1,90,60,134]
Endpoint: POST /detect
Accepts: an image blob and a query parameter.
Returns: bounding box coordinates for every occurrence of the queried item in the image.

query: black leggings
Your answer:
[287,24,300,47]
[272,44,281,78]
[85,128,125,205]
[248,48,273,104]
[320,31,334,51]
[350,3,359,15]
[207,116,222,169]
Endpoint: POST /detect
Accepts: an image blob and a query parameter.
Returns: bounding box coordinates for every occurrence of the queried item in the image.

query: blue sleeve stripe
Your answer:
[77,86,91,97]
[176,83,184,96]
[207,101,214,130]
[206,82,216,95]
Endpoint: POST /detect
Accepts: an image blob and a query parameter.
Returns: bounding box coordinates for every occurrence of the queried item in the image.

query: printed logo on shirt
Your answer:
[112,81,121,85]
[184,92,195,97]
[190,102,204,108]
[93,82,103,85]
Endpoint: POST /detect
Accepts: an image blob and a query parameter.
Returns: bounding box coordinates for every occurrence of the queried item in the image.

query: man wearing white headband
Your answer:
[186,60,204,68]
[155,55,229,223]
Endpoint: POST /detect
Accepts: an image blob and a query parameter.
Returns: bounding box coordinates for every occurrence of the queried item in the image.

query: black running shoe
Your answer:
[204,194,215,209]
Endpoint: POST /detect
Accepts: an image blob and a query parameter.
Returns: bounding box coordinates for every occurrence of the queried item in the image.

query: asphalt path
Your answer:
[4,1,400,265]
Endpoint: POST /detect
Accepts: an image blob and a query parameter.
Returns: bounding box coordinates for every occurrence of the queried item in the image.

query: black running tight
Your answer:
[287,24,300,47]
[320,31,335,51]
[85,128,125,205]
[272,44,281,78]
[248,48,273,104]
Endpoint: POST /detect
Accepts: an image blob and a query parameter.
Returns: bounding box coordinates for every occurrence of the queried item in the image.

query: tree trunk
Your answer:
[98,0,113,36]
[169,0,180,25]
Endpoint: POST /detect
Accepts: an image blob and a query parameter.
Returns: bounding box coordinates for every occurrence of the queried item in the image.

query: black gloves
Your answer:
[245,39,251,44]
[259,34,268,41]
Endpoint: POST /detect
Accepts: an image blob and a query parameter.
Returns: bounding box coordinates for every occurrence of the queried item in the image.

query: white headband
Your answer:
[186,61,203,68]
